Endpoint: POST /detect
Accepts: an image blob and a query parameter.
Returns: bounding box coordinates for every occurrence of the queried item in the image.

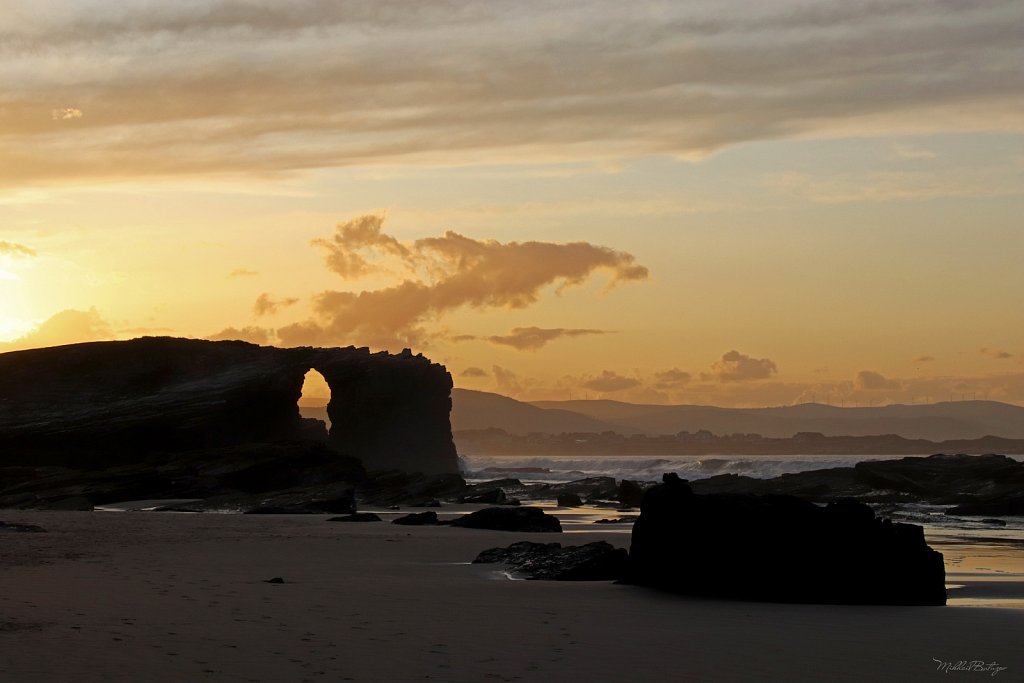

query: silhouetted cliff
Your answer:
[0,337,457,475]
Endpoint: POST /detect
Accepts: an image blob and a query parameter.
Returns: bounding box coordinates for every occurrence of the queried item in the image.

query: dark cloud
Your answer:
[854,370,901,391]
[0,241,36,258]
[580,370,641,393]
[253,293,299,317]
[653,367,692,389]
[702,350,777,382]
[207,326,273,345]
[276,215,646,350]
[460,366,488,378]
[227,268,259,278]
[0,308,112,351]
[980,347,1013,359]
[457,326,609,351]
[3,1,1021,186]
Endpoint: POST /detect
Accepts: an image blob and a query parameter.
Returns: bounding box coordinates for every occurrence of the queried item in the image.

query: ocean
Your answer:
[459,452,944,484]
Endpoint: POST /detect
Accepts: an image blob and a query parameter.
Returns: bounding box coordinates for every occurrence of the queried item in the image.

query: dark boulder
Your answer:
[556,492,583,507]
[327,512,382,522]
[623,473,946,605]
[450,507,562,533]
[473,541,627,580]
[460,488,509,505]
[618,480,653,507]
[593,517,637,524]
[549,477,618,502]
[392,511,440,526]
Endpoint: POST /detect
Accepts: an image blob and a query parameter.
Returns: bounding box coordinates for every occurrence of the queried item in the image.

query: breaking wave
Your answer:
[460,453,919,484]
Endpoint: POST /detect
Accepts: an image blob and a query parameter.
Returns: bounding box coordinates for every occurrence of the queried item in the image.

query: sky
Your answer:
[2,0,1023,406]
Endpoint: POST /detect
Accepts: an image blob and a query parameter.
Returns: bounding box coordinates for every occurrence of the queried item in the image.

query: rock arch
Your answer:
[0,338,458,475]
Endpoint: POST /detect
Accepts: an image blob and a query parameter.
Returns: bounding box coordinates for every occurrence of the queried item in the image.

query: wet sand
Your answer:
[1,509,1022,682]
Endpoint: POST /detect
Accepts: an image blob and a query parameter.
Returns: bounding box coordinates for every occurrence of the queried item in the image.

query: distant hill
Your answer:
[303,390,1024,441]
[528,398,1024,440]
[451,389,618,434]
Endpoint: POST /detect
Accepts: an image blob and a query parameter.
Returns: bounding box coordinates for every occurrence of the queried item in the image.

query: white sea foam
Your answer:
[459,453,927,484]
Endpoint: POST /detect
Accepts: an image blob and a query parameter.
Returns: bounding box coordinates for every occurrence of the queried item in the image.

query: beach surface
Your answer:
[1,508,1021,682]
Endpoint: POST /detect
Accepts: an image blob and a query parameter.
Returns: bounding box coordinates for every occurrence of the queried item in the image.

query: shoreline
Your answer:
[1,507,1022,682]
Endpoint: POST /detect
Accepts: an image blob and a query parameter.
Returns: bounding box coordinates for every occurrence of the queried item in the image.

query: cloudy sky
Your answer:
[2,0,1023,406]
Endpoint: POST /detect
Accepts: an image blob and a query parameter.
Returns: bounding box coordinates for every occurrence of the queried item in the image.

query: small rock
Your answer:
[556,493,583,507]
[593,517,637,524]
[327,513,382,522]
[392,511,439,526]
[264,577,285,584]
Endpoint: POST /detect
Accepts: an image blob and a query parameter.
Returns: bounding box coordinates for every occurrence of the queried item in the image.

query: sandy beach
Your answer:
[1,508,1021,683]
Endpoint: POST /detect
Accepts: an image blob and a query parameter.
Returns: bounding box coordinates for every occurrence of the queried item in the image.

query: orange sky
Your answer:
[2,1,1023,406]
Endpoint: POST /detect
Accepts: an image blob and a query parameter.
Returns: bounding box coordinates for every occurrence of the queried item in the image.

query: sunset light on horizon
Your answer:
[2,0,1023,407]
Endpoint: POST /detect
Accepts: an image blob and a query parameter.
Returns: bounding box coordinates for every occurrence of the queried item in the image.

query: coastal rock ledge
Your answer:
[624,474,946,606]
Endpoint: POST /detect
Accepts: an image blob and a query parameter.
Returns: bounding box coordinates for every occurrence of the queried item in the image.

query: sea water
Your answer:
[460,452,1024,484]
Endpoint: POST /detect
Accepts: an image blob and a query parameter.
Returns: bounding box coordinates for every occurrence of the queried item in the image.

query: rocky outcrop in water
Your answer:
[624,473,946,605]
[473,541,627,580]
[689,453,1024,510]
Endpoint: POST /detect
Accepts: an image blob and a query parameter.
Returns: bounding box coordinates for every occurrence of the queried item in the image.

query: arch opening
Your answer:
[298,368,332,432]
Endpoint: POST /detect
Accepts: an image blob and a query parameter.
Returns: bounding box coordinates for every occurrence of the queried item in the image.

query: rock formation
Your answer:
[473,541,627,580]
[624,473,946,605]
[0,337,458,475]
[449,507,562,532]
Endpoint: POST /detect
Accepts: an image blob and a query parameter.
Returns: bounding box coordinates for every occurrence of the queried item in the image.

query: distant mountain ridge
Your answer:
[444,389,1024,441]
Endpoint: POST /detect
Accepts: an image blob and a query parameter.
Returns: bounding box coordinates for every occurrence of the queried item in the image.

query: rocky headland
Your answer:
[0,337,458,511]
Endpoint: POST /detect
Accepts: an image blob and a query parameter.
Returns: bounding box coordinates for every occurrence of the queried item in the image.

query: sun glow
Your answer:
[0,316,33,342]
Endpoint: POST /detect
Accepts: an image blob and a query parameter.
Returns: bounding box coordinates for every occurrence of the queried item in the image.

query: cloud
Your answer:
[492,365,532,396]
[311,214,410,278]
[253,293,299,317]
[3,1,1022,186]
[914,355,936,363]
[460,366,488,378]
[854,370,901,391]
[228,268,259,278]
[894,143,937,160]
[653,367,692,389]
[702,350,777,382]
[980,347,1013,359]
[120,326,175,336]
[458,326,609,351]
[207,326,273,345]
[0,308,113,351]
[51,107,83,121]
[0,241,36,258]
[579,370,640,393]
[276,215,646,349]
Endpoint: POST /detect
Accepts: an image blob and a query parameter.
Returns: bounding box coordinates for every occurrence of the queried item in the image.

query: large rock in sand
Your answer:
[474,541,627,580]
[624,473,946,605]
[450,507,562,532]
